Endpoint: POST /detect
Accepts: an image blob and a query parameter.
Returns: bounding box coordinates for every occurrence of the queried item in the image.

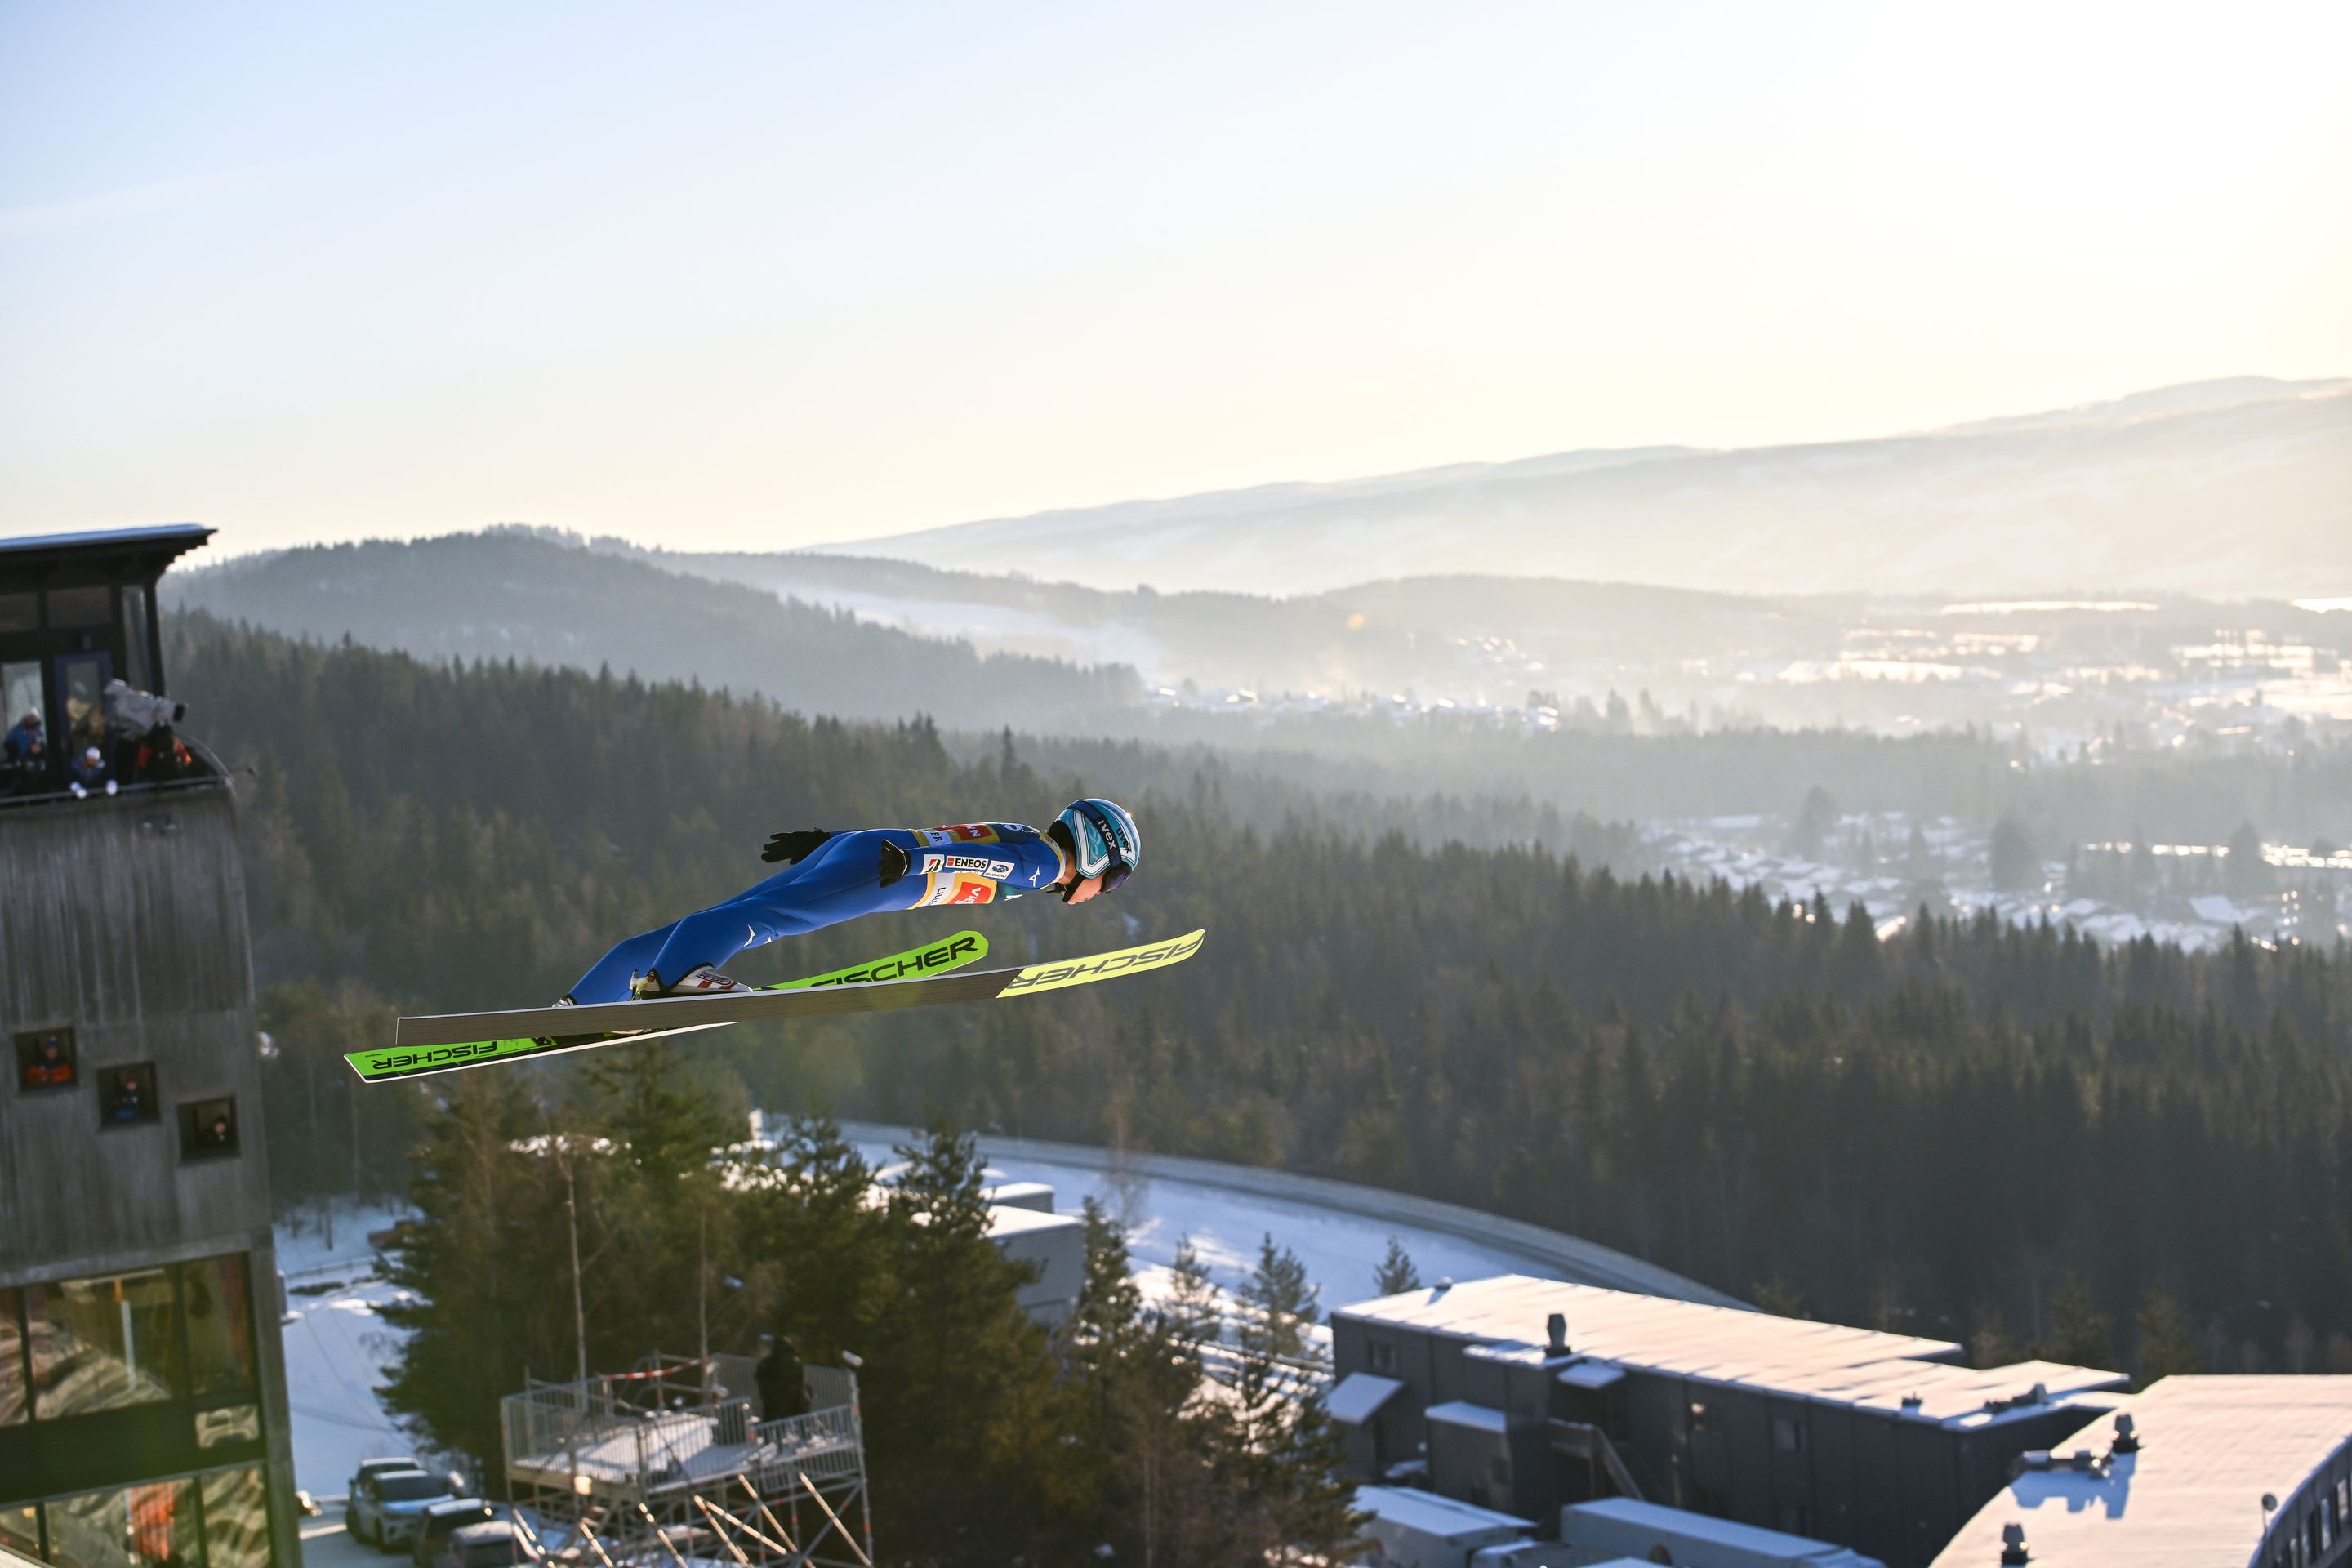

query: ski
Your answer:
[346,927,1205,1084]
[345,929,991,1084]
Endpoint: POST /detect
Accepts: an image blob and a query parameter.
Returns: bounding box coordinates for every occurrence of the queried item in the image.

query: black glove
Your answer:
[761,829,836,865]
[878,840,910,888]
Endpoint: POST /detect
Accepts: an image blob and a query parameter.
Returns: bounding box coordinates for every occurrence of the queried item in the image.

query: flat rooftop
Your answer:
[1341,1276,2125,1428]
[1930,1376,2352,1568]
[1353,1484,1530,1539]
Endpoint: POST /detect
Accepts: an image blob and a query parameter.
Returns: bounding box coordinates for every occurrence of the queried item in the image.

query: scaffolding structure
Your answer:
[502,1355,874,1568]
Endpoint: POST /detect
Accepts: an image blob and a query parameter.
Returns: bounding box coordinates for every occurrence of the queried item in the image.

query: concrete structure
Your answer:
[1558,1497,1884,1567]
[1930,1376,2352,1568]
[1356,1485,1534,1568]
[1328,1276,2127,1568]
[0,526,303,1568]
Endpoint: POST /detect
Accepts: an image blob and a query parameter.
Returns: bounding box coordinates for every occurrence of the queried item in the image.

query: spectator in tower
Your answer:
[69,744,116,798]
[105,1066,154,1123]
[199,1107,236,1152]
[1,710,42,795]
[3,710,40,760]
[20,1035,75,1089]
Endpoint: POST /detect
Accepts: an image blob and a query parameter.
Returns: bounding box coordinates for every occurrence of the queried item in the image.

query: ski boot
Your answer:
[630,965,753,999]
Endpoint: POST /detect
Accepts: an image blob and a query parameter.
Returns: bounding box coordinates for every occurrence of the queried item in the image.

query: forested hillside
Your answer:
[167,531,1140,728]
[173,617,2352,1379]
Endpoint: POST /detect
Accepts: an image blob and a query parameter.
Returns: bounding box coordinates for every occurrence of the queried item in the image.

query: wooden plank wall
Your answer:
[0,784,272,1275]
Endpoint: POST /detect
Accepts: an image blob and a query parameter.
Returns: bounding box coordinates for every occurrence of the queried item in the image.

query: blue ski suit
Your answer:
[568,823,1064,1004]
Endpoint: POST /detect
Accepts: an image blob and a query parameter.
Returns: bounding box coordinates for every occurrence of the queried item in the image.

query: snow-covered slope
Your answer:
[812,378,2351,598]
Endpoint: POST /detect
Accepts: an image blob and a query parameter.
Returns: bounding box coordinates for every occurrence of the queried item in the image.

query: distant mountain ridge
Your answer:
[808,377,2351,598]
[164,533,1138,729]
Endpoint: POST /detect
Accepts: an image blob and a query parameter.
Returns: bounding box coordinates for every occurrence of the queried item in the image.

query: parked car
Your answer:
[411,1500,500,1568]
[349,1467,455,1551]
[344,1459,421,1534]
[434,1522,533,1568]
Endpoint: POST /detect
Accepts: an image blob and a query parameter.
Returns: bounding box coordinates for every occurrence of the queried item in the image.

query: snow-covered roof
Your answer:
[1424,1399,1512,1435]
[1566,1497,1884,1567]
[1930,1376,2352,1568]
[1555,1359,1626,1392]
[1327,1372,1404,1426]
[1354,1485,1530,1539]
[1339,1276,2124,1428]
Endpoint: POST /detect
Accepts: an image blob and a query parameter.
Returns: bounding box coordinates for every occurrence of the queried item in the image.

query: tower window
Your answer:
[16,1027,77,1093]
[180,1097,240,1160]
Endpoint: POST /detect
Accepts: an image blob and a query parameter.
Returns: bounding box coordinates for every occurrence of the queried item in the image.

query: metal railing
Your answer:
[502,1359,862,1503]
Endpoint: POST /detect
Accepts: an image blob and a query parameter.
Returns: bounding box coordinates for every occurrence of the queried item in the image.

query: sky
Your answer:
[2,0,2346,558]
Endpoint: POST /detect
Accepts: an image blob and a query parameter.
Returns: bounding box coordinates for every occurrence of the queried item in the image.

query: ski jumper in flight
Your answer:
[562,798,1142,1006]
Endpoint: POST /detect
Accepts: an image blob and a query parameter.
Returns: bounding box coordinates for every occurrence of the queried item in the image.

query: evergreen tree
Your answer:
[2133,1290,2206,1386]
[1229,1236,1361,1564]
[1990,815,2040,892]
[1373,1236,1422,1297]
[1163,1234,1223,1347]
[2034,1273,2115,1369]
[2226,821,2273,897]
[1788,786,1839,859]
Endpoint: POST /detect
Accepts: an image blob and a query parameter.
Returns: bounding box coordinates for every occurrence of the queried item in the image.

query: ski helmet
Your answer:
[1055,798,1140,894]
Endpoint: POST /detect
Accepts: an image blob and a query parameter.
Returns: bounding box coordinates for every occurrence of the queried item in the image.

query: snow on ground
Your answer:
[851,1136,1557,1311]
[274,1201,422,1497]
[277,1148,1554,1493]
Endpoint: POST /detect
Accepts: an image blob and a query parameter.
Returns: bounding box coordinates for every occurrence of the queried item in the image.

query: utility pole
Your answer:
[697,1200,710,1395]
[562,1139,588,1386]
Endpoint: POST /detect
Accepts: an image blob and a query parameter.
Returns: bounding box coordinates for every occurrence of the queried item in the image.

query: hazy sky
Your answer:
[2,1,2346,557]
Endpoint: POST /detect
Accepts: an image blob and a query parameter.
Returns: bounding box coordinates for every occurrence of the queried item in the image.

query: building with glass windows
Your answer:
[0,526,301,1568]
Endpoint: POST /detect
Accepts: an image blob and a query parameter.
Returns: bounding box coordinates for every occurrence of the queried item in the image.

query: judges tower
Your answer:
[0,526,302,1568]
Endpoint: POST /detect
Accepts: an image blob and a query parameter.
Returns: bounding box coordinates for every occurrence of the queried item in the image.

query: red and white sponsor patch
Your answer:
[920,823,1002,846]
[921,853,1015,877]
[917,871,999,906]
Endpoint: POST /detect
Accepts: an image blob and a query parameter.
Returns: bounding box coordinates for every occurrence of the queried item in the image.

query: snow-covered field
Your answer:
[274,1143,1557,1494]
[274,1202,419,1497]
[846,1134,1557,1310]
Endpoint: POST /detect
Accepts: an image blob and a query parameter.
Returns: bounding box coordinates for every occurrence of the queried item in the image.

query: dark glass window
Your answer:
[376,1473,450,1503]
[29,1267,183,1417]
[184,1254,256,1397]
[0,591,38,632]
[199,1468,270,1568]
[180,1098,240,1160]
[461,1534,528,1568]
[1772,1413,1809,1452]
[44,1479,202,1568]
[46,585,114,629]
[100,1062,161,1126]
[16,1027,78,1091]
[1,1504,38,1561]
[121,583,155,693]
[1,1288,24,1425]
[56,652,111,755]
[1,661,43,793]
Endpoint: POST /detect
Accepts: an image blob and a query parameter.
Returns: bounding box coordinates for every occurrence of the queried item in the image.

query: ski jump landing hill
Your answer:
[837,1120,1744,1308]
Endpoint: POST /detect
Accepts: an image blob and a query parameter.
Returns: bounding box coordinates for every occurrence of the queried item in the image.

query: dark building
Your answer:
[1,527,302,1568]
[1328,1275,2127,1568]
